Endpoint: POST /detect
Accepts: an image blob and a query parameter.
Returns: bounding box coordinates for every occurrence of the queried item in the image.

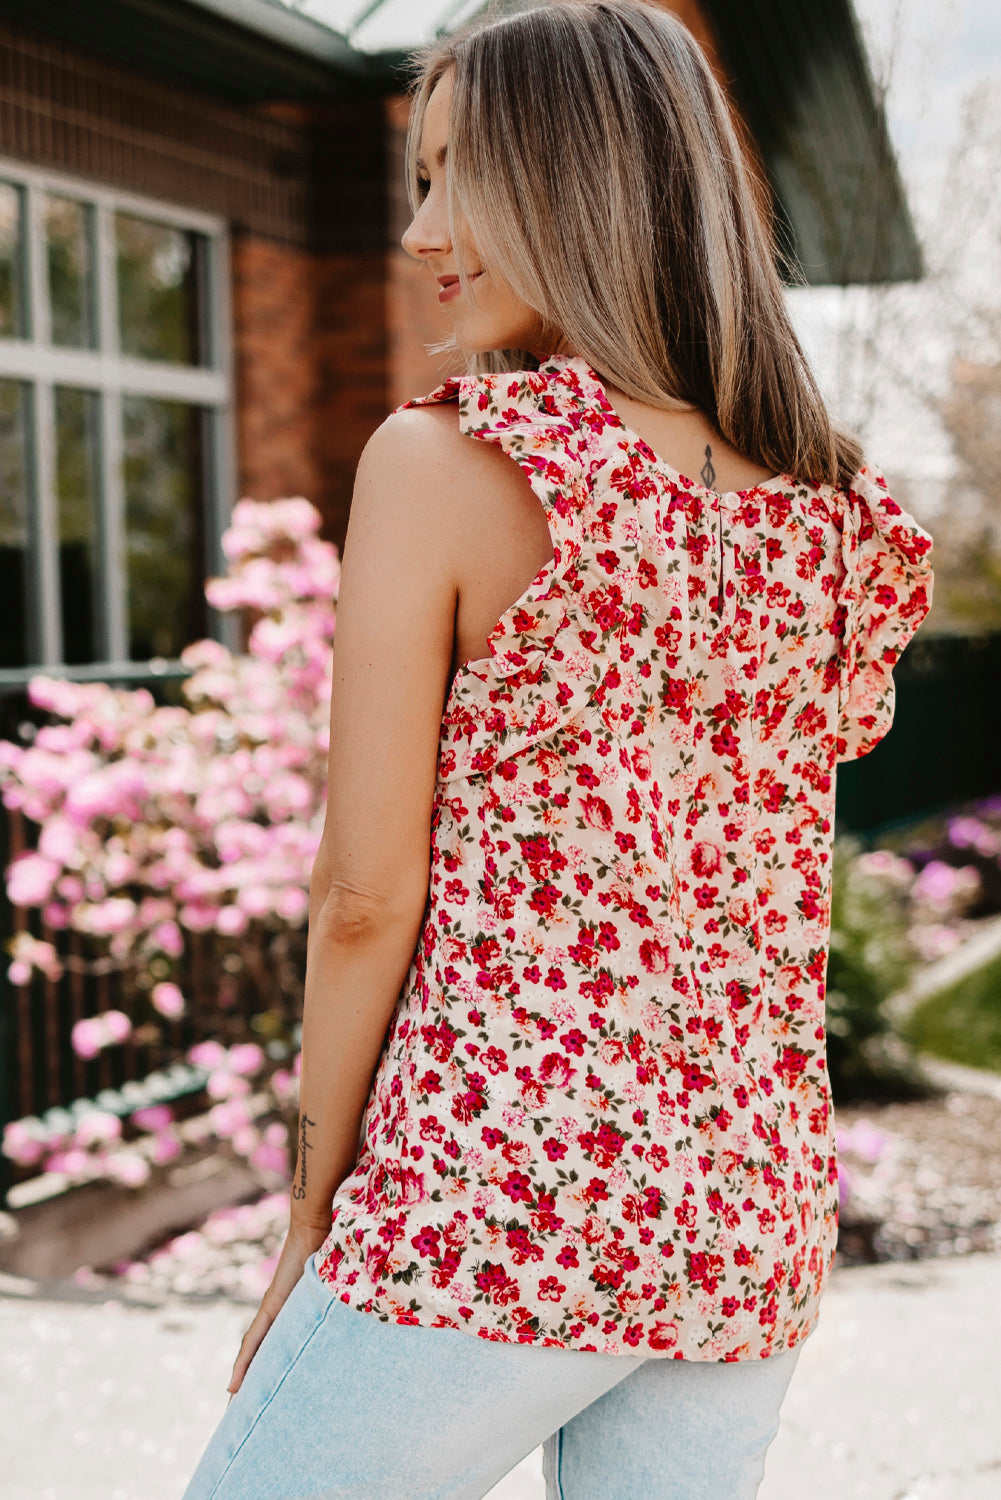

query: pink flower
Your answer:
[75,1111,123,1147]
[7,852,60,907]
[152,1131,182,1164]
[106,1151,150,1188]
[231,1124,261,1157]
[237,884,274,917]
[47,1147,93,1178]
[152,921,184,957]
[85,897,137,936]
[188,1039,228,1070]
[210,1099,251,1138]
[2,1122,45,1166]
[206,1069,250,1101]
[276,887,308,922]
[132,1104,173,1132]
[38,815,83,865]
[70,1017,103,1060]
[179,901,220,932]
[103,1010,132,1043]
[251,1142,289,1176]
[151,982,186,1019]
[216,904,249,937]
[229,1043,265,1076]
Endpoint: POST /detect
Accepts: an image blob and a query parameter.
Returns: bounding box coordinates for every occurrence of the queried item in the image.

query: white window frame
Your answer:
[0,155,238,678]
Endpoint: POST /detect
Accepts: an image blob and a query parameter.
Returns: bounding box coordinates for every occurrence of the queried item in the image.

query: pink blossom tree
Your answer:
[1,497,338,1189]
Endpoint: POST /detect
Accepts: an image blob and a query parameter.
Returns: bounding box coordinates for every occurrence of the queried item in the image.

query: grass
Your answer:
[902,950,1001,1073]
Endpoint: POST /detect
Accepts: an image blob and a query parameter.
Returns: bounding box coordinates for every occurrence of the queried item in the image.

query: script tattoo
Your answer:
[700,443,717,491]
[291,1112,317,1201]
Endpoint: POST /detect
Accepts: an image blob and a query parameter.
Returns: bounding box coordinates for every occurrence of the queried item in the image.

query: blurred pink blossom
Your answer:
[75,1111,123,1148]
[151,1129,182,1164]
[6,852,59,906]
[2,1122,45,1166]
[229,1043,265,1076]
[189,1039,228,1070]
[0,498,340,1184]
[151,982,186,1019]
[132,1104,174,1131]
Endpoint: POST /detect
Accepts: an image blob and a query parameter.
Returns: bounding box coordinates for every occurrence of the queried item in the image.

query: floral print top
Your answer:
[315,353,934,1360]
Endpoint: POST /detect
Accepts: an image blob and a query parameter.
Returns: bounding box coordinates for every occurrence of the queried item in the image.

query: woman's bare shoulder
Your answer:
[357,399,531,501]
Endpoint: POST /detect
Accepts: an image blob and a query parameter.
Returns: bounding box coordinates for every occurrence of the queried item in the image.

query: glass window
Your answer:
[0,181,26,339]
[55,387,102,665]
[116,213,203,365]
[0,170,228,676]
[0,379,33,668]
[44,195,96,349]
[123,396,207,660]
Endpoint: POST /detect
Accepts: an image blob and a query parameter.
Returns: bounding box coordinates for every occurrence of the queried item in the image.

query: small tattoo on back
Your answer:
[700,444,717,491]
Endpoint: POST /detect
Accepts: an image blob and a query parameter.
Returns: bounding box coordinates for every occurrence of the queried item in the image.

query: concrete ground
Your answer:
[2,1253,999,1500]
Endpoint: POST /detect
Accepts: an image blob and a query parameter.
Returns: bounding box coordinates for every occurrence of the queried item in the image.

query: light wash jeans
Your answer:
[182,1249,803,1500]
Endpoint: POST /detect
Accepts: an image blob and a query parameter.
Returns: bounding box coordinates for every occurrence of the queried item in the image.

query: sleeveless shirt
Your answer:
[314,352,934,1360]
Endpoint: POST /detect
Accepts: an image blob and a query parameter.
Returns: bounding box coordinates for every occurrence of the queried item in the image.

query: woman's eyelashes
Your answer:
[415,173,431,201]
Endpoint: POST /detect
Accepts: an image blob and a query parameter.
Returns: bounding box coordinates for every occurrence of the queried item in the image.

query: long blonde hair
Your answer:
[405,0,862,488]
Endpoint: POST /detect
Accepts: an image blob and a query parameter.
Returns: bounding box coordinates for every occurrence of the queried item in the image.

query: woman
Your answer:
[183,3,933,1497]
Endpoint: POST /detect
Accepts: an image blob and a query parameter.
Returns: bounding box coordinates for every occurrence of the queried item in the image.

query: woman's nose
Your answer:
[401,196,451,262]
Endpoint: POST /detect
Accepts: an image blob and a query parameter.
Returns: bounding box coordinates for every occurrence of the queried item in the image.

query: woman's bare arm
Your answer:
[287,405,467,1233]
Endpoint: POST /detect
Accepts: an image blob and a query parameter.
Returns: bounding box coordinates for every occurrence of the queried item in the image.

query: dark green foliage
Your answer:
[903,951,1001,1073]
[825,839,930,1102]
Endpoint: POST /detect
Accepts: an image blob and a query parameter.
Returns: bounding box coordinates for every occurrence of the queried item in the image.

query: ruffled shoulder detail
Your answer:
[398,363,614,783]
[836,466,934,762]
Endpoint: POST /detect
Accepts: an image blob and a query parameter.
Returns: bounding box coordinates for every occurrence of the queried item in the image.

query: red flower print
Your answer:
[315,363,931,1362]
[411,1227,441,1258]
[475,1263,521,1306]
[631,746,652,779]
[647,1321,680,1351]
[581,794,614,830]
[500,1171,534,1204]
[639,938,671,973]
[691,841,723,877]
[539,1052,576,1089]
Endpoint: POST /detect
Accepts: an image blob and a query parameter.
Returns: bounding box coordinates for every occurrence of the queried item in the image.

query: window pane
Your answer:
[116,214,203,365]
[0,379,32,667]
[122,397,206,660]
[45,195,96,349]
[55,387,102,664]
[0,182,26,339]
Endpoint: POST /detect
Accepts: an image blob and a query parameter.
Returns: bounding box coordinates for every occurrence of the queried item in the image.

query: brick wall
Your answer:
[231,236,390,555]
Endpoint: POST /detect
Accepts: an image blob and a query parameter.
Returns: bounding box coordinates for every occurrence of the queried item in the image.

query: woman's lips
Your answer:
[438,271,483,304]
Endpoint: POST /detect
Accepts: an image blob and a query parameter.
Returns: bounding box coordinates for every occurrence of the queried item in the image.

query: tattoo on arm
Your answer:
[700,443,717,491]
[291,1112,317,1201]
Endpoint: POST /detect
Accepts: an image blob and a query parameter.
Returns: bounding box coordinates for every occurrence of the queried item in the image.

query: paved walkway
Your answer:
[2,1253,999,1499]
